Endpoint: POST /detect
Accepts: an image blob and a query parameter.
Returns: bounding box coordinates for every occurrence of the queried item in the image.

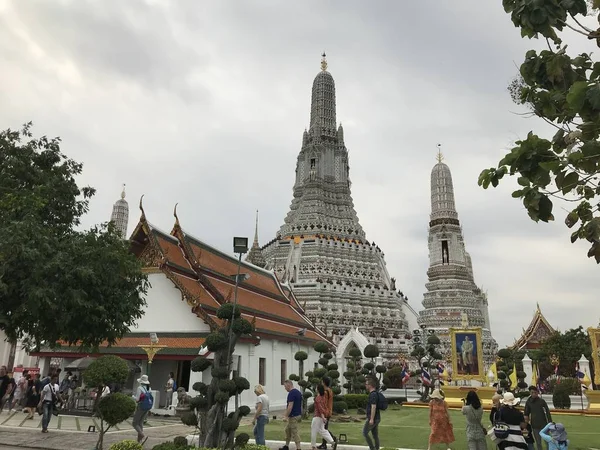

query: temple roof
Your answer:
[512,303,556,350]
[127,202,330,346]
[245,210,266,268]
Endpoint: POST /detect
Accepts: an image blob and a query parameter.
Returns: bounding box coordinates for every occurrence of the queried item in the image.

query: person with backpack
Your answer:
[38,374,59,433]
[133,375,153,445]
[363,377,382,450]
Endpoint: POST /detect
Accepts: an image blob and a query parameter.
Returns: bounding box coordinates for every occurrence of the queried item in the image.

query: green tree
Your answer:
[84,356,132,450]
[478,1,600,262]
[0,124,149,349]
[539,326,592,378]
[180,303,253,449]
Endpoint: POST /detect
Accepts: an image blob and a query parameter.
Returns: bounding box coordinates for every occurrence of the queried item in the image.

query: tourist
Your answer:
[0,365,13,414]
[490,393,502,425]
[311,384,336,450]
[317,377,334,450]
[279,380,302,450]
[523,422,535,450]
[11,371,28,411]
[5,372,16,411]
[23,377,38,420]
[100,382,111,398]
[133,375,152,445]
[461,391,486,450]
[38,374,59,433]
[539,423,568,450]
[428,389,454,450]
[252,384,269,445]
[524,386,552,450]
[363,377,381,450]
[496,392,527,449]
[165,372,175,409]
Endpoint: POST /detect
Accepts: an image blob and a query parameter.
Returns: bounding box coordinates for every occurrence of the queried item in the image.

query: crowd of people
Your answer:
[248,377,570,450]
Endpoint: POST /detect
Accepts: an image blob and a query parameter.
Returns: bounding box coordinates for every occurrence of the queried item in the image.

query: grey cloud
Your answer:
[0,0,598,349]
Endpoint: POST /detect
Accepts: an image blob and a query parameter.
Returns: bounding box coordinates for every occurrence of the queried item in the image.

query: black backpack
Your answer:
[377,391,388,411]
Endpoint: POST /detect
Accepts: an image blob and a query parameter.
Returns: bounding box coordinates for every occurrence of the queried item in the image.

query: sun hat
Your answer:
[549,423,567,441]
[501,392,520,406]
[430,389,445,400]
[137,374,150,385]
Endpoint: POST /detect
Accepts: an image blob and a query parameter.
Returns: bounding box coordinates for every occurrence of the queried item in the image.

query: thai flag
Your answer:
[401,363,410,384]
[421,367,431,386]
[576,363,585,379]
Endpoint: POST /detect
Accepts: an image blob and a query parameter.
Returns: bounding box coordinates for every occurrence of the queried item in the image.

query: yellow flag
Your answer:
[531,363,538,387]
[509,363,518,387]
[583,372,592,385]
[490,362,498,380]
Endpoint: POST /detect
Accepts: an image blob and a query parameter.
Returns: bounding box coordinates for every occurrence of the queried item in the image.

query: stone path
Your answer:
[0,410,176,433]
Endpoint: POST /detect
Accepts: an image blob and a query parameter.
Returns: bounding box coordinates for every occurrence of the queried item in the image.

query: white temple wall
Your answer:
[133,272,211,333]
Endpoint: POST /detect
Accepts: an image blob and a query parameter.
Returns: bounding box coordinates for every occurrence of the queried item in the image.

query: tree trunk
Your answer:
[95,420,105,450]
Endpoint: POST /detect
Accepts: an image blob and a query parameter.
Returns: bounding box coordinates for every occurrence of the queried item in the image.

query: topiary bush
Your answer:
[333,401,348,414]
[234,433,250,447]
[173,436,188,447]
[109,440,143,450]
[97,394,136,450]
[553,383,572,409]
[191,357,212,373]
[342,394,369,409]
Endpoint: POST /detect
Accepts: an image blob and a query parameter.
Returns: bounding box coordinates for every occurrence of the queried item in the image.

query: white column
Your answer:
[522,353,533,387]
[578,354,593,390]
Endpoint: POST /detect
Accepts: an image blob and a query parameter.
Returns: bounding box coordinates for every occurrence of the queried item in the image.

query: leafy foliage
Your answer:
[0,124,148,348]
[84,356,130,389]
[479,0,600,262]
[98,394,136,428]
[108,440,143,450]
[539,326,592,378]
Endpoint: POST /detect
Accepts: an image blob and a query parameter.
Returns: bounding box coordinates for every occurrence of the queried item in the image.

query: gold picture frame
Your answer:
[449,327,485,382]
[587,327,600,385]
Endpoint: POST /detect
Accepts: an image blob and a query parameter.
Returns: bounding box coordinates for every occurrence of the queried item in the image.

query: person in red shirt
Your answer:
[311,385,337,450]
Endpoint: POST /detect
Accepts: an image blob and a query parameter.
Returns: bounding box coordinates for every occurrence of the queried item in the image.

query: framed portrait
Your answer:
[449,327,485,382]
[588,327,600,385]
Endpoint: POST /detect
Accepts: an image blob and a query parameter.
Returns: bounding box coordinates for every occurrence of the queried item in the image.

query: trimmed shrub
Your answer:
[98,394,136,428]
[333,401,348,414]
[553,383,572,409]
[235,433,250,447]
[295,351,308,361]
[109,440,143,450]
[191,357,212,373]
[343,394,369,409]
[217,303,241,319]
[205,332,229,352]
[173,436,188,447]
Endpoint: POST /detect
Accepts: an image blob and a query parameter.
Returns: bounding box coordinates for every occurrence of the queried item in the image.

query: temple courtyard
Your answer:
[0,407,598,449]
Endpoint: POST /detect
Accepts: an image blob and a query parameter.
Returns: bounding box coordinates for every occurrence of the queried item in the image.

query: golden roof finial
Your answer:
[436,143,444,163]
[321,52,328,71]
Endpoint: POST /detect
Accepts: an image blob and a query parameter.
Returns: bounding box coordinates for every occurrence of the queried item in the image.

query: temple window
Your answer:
[441,240,449,264]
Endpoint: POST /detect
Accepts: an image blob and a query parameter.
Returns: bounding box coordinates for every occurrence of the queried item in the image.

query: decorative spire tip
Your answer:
[121,183,126,199]
[321,52,328,72]
[436,143,444,163]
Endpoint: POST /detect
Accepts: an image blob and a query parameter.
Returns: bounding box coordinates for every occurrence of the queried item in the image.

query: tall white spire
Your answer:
[110,184,129,239]
[245,210,266,268]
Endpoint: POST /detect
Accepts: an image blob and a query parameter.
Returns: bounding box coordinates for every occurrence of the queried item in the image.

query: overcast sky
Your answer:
[1,0,598,349]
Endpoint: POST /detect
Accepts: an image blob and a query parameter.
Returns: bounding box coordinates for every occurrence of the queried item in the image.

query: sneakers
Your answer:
[317,445,327,449]
[332,441,338,450]
[279,446,289,450]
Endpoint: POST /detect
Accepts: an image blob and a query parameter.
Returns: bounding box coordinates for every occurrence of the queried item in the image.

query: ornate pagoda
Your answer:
[260,54,413,358]
[418,151,497,365]
[512,304,556,350]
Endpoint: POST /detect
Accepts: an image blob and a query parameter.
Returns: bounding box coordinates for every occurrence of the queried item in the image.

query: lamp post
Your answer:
[225,237,248,374]
[137,333,167,378]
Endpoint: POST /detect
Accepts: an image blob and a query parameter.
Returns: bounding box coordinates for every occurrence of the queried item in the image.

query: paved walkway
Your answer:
[0,410,177,433]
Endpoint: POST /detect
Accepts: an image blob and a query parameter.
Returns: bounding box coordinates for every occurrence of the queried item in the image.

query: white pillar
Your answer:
[522,353,533,387]
[578,354,593,390]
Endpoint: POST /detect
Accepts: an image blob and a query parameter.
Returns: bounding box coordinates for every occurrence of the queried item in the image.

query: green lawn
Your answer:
[238,406,600,450]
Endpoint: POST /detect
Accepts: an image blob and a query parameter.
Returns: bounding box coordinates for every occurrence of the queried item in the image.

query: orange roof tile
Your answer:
[170,272,221,309]
[152,231,190,270]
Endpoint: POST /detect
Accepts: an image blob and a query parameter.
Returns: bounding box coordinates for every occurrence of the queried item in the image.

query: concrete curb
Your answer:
[186,436,419,450]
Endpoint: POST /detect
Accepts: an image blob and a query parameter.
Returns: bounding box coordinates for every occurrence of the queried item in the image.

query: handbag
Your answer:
[493,409,510,440]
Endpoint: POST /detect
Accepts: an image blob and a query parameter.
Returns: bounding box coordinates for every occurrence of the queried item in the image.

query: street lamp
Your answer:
[137,332,167,377]
[226,237,248,374]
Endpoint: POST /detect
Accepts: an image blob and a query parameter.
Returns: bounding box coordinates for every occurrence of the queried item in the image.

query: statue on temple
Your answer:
[390,277,396,290]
